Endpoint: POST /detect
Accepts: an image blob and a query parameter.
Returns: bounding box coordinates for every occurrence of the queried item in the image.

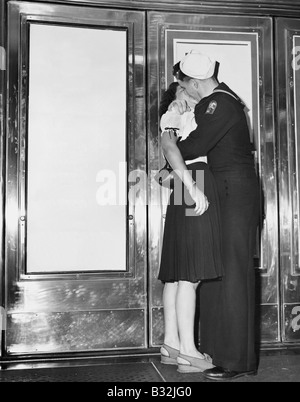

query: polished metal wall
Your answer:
[1,0,300,358]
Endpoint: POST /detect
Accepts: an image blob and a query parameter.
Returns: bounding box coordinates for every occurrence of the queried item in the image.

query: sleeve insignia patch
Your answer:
[205,100,218,115]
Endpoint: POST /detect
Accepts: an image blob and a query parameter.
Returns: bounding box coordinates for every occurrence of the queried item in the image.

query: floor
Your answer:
[0,351,299,383]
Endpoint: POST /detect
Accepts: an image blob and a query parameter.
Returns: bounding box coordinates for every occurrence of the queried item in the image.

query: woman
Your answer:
[158,82,223,373]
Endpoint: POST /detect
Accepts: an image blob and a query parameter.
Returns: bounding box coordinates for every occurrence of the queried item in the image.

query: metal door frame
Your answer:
[276,17,300,344]
[3,1,148,356]
[147,11,280,347]
[0,0,7,359]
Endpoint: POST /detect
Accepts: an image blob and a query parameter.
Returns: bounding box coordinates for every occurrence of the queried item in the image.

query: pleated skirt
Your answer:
[158,162,224,283]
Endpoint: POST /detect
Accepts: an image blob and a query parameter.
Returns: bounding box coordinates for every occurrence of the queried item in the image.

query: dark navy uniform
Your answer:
[177,82,260,372]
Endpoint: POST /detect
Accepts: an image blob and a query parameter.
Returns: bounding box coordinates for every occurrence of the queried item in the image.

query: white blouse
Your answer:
[160,109,207,165]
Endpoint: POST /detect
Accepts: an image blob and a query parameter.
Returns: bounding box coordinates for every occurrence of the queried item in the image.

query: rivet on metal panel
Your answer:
[290,81,294,88]
[128,215,134,220]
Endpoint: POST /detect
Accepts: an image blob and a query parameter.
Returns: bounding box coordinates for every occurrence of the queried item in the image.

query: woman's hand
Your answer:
[161,129,178,147]
[188,184,210,216]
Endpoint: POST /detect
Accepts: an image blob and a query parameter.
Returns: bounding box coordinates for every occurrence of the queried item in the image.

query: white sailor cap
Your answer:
[180,50,216,80]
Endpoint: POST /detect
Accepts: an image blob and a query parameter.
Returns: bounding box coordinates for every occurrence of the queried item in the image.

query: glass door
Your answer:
[4,1,147,355]
[276,18,300,344]
[147,12,280,347]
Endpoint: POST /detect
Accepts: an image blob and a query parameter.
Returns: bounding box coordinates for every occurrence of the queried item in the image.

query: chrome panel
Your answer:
[0,0,6,358]
[7,309,146,354]
[148,12,279,346]
[151,307,164,347]
[8,279,146,313]
[15,0,300,19]
[5,2,147,354]
[276,18,300,343]
[258,305,280,343]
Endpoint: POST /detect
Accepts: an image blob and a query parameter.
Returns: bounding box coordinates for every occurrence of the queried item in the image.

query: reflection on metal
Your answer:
[258,305,280,343]
[7,310,145,354]
[148,12,279,346]
[5,2,147,354]
[10,280,146,313]
[0,0,6,358]
[292,35,300,278]
[151,308,164,347]
[277,18,300,343]
[259,275,278,305]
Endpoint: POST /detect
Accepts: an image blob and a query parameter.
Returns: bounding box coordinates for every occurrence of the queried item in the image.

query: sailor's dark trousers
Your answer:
[200,169,261,372]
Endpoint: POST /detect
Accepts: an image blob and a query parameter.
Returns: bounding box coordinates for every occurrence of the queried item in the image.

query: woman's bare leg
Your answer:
[176,280,204,358]
[162,282,180,352]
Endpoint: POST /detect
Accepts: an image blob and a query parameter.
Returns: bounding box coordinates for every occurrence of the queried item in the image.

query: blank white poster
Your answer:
[27,24,127,272]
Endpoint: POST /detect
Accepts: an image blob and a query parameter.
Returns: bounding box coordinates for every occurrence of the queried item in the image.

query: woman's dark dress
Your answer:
[158,161,224,283]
